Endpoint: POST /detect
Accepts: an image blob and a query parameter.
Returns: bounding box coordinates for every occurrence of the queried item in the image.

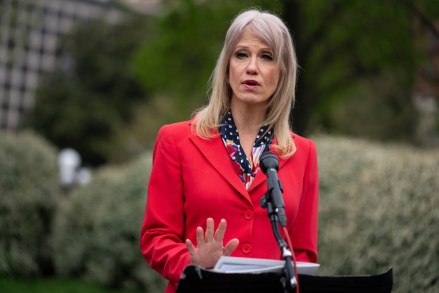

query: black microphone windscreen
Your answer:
[260,152,279,173]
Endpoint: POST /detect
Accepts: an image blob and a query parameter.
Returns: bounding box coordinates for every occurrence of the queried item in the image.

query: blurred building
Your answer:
[0,0,122,131]
[122,0,162,14]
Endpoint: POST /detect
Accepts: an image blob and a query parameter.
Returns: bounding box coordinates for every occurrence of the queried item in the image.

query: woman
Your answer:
[140,9,318,293]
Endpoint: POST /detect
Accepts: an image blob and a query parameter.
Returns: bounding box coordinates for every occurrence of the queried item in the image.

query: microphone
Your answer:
[260,151,287,227]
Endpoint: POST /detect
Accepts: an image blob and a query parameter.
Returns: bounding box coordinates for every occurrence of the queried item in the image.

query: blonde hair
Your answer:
[193,8,297,157]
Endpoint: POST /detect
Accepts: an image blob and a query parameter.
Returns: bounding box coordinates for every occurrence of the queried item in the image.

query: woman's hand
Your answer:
[185,218,239,269]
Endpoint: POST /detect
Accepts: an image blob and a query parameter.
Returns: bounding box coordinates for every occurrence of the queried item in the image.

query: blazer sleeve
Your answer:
[291,139,319,263]
[139,125,191,284]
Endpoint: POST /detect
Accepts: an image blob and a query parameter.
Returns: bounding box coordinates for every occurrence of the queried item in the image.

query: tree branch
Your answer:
[401,0,439,39]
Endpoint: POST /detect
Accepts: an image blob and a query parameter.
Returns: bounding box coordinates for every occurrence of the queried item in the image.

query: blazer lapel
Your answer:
[189,133,250,200]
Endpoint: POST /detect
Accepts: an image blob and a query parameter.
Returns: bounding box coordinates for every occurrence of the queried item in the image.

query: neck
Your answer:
[230,99,267,159]
[230,101,266,135]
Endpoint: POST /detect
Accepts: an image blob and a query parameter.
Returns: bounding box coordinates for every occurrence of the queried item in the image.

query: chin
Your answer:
[240,98,269,106]
[235,94,267,104]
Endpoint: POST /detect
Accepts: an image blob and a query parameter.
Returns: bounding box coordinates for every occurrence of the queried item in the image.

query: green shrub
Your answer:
[315,135,439,293]
[51,153,165,292]
[0,131,59,276]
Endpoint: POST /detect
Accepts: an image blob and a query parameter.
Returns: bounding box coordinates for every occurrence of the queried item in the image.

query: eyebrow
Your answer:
[234,45,273,52]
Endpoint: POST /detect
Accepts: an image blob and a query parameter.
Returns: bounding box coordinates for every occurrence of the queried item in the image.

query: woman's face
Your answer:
[228,29,280,108]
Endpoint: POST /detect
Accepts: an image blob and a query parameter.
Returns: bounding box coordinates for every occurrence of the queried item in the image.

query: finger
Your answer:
[214,218,227,242]
[205,218,214,241]
[185,239,196,255]
[223,238,240,256]
[196,226,205,247]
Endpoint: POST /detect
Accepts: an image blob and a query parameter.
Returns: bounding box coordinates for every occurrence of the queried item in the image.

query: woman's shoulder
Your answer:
[291,132,313,143]
[159,120,192,132]
[155,119,194,142]
[290,132,317,153]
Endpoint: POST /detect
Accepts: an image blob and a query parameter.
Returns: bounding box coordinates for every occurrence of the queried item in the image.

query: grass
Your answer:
[0,277,143,293]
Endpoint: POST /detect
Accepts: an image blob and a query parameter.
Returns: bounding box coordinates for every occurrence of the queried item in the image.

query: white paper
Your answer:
[213,256,319,275]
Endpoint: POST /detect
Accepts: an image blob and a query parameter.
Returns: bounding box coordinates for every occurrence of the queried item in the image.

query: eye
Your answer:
[235,51,248,59]
[261,52,273,61]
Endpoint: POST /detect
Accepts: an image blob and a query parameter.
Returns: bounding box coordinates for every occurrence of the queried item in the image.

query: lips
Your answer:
[242,79,260,86]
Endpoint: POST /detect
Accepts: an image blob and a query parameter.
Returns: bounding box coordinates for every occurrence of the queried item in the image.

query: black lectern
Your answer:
[176,265,393,293]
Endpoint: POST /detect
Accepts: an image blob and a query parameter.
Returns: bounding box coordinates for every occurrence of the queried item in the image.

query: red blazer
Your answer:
[140,120,319,293]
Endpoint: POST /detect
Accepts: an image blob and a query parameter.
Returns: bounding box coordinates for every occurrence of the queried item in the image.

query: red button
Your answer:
[244,210,254,220]
[241,243,252,254]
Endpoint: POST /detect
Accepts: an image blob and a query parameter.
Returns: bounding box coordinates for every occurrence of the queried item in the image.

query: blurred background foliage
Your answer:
[287,0,417,138]
[51,151,164,292]
[23,0,439,167]
[24,15,151,167]
[316,135,439,293]
[0,132,58,277]
[2,0,439,292]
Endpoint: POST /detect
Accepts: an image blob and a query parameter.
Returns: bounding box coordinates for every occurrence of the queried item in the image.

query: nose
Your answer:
[246,57,258,74]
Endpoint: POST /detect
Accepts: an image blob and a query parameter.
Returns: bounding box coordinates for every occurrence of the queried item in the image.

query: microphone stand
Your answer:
[261,191,296,293]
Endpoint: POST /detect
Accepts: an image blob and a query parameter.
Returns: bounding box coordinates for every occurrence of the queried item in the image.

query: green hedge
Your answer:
[0,131,59,276]
[316,135,439,293]
[51,153,165,292]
